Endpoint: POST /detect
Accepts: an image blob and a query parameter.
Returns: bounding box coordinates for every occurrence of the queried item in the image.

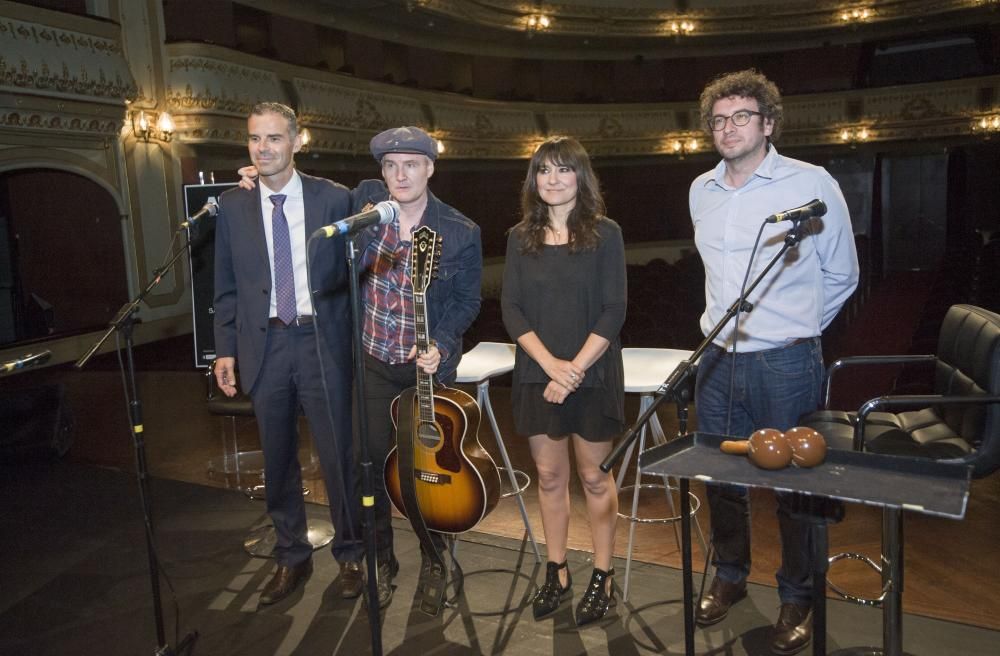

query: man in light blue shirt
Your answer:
[689,70,859,655]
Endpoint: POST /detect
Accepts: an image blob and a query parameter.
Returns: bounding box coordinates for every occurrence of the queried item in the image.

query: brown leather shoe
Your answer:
[337,561,364,599]
[695,576,747,627]
[770,603,812,655]
[259,559,312,606]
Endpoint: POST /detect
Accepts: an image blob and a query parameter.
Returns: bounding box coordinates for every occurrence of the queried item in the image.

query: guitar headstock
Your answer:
[410,225,440,294]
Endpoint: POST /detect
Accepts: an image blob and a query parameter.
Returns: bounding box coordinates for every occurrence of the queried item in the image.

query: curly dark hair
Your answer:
[514,136,606,255]
[699,69,783,142]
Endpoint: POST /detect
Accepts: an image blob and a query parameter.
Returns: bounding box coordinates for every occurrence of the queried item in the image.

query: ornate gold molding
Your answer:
[295,78,424,130]
[164,43,1000,159]
[164,55,285,124]
[0,12,136,103]
[169,57,278,85]
[166,83,259,116]
[0,109,121,135]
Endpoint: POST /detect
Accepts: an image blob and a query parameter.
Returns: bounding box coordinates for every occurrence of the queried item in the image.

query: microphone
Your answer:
[180,198,218,230]
[765,199,827,223]
[1,350,52,373]
[312,200,399,239]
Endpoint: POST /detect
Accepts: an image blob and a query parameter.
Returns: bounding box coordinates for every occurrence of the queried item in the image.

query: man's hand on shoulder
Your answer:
[237,166,258,191]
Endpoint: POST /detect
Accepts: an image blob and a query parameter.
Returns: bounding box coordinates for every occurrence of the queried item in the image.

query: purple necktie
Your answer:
[269,194,297,325]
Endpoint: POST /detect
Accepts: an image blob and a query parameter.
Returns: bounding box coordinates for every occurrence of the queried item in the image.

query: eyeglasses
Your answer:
[708,110,764,132]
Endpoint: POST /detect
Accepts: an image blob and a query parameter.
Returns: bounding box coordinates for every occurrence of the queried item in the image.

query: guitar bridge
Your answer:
[415,469,452,485]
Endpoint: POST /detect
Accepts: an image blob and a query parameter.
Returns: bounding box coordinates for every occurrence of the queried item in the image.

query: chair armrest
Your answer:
[822,354,937,409]
[854,394,1000,451]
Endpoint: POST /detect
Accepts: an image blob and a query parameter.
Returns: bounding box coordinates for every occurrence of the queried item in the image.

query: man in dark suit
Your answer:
[213,102,356,605]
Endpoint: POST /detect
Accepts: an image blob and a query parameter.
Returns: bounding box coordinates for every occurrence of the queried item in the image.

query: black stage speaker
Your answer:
[0,383,74,461]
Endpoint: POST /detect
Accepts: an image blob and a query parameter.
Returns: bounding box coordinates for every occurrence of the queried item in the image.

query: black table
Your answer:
[640,432,971,656]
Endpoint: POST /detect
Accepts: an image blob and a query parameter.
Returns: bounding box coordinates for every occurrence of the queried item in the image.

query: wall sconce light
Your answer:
[670,20,695,35]
[156,112,174,141]
[972,114,1000,136]
[435,139,446,155]
[131,110,174,143]
[664,135,700,158]
[299,127,312,152]
[525,14,551,36]
[839,125,872,147]
[840,7,874,23]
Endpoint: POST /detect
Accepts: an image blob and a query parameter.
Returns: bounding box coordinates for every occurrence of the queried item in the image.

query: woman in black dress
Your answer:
[501,136,626,626]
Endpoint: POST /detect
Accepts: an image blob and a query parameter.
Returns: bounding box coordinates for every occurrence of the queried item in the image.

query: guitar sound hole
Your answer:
[417,422,441,449]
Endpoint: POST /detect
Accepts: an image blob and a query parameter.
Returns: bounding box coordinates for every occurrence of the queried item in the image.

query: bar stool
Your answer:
[205,365,260,492]
[455,341,541,562]
[616,347,706,602]
[204,364,334,557]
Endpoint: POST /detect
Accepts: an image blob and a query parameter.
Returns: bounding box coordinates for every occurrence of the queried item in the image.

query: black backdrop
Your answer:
[185,183,237,368]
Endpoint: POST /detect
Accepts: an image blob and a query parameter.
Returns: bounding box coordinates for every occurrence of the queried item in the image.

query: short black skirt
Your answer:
[512,384,623,442]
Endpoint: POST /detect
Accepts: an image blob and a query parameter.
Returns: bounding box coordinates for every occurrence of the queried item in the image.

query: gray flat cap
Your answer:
[370,126,438,161]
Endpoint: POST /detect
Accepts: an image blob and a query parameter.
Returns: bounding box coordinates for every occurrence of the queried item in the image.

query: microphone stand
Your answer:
[76,231,198,656]
[346,235,383,656]
[600,220,808,474]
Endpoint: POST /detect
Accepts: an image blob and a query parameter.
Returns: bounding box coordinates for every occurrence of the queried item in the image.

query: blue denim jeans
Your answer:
[695,337,824,605]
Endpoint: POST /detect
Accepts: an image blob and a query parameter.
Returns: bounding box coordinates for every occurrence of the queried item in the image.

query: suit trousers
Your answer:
[250,322,355,566]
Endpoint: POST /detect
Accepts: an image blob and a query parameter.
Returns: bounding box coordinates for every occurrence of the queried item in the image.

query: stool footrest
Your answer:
[207,450,265,476]
[616,483,701,524]
[243,520,335,558]
[827,551,888,607]
[497,467,531,499]
[244,484,310,501]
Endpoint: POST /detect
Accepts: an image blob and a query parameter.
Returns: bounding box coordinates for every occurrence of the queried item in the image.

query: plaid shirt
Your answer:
[361,219,416,364]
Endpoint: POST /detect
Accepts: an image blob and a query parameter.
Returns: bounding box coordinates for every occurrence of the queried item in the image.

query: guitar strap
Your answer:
[394,386,451,616]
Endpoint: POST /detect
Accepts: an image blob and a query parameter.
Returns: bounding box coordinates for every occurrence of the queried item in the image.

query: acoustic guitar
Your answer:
[384,225,500,534]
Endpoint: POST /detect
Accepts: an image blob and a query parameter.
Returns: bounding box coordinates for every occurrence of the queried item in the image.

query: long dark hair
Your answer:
[514,136,606,255]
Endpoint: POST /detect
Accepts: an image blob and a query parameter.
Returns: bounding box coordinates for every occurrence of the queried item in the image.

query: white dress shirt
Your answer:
[689,146,860,352]
[259,170,314,318]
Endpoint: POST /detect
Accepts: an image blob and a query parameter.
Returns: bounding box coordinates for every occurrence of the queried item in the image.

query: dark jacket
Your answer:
[351,179,482,384]
[213,171,353,394]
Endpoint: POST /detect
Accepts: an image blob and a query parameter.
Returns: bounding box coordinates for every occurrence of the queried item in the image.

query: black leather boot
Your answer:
[575,567,616,626]
[532,560,572,620]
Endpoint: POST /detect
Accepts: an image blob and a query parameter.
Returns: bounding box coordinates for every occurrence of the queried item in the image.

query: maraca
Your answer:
[720,428,792,470]
[784,426,827,468]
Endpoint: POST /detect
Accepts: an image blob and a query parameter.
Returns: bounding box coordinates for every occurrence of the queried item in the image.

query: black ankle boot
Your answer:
[532,560,572,620]
[575,567,616,626]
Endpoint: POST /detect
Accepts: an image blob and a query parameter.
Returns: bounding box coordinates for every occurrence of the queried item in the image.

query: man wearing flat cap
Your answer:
[345,125,483,608]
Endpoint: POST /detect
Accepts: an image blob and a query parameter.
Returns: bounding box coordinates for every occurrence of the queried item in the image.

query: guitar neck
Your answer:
[413,289,435,423]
